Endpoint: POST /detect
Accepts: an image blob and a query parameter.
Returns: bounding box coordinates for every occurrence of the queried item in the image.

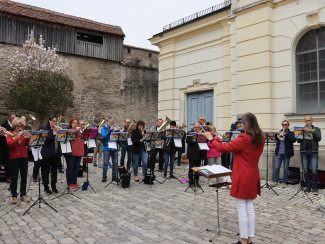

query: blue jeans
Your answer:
[273,154,290,183]
[120,143,132,170]
[164,151,175,176]
[132,147,147,177]
[301,151,318,190]
[65,155,82,185]
[103,150,118,177]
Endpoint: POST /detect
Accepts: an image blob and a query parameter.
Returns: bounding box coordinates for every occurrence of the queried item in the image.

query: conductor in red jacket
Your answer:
[205,112,265,244]
[6,117,31,204]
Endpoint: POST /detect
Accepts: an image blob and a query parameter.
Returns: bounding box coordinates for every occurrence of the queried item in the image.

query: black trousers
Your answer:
[188,159,201,185]
[151,148,164,171]
[10,157,28,198]
[42,155,59,190]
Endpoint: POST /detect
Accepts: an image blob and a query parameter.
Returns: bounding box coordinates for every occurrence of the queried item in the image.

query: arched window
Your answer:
[296,28,325,114]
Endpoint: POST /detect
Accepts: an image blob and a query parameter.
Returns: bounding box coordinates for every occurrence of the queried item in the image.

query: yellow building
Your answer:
[150,0,325,172]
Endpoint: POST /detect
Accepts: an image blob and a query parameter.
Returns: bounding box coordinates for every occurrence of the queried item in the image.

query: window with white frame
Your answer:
[296,28,325,114]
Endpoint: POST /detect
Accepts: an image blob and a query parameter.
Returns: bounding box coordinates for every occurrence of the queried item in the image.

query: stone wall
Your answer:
[0,43,159,128]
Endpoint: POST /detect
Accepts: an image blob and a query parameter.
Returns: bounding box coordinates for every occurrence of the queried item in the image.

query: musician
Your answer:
[131,120,148,182]
[1,113,16,131]
[297,116,321,194]
[205,112,265,244]
[163,121,178,178]
[150,119,165,172]
[230,114,244,131]
[91,118,102,167]
[270,120,296,188]
[64,118,84,187]
[198,116,207,126]
[6,117,31,204]
[1,113,15,183]
[186,122,202,188]
[41,116,61,194]
[101,118,118,182]
[120,118,132,171]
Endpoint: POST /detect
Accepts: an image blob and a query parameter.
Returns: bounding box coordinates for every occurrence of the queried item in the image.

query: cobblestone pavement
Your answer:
[0,156,325,244]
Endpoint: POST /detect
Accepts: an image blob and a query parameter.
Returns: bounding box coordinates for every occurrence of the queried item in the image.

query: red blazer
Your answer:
[211,133,264,200]
[6,134,30,159]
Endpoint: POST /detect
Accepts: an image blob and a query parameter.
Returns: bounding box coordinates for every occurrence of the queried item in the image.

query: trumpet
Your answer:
[0,126,13,137]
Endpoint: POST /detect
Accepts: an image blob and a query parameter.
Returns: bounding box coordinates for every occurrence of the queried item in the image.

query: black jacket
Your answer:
[41,125,62,158]
[0,135,7,164]
[1,120,12,131]
[275,129,296,157]
[186,132,201,160]
[131,129,145,154]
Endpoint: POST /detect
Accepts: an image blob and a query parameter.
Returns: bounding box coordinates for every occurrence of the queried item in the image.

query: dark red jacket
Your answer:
[211,133,264,200]
[6,133,30,159]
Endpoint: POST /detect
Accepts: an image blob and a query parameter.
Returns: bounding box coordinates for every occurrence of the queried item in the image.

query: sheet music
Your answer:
[201,165,232,174]
[127,137,133,146]
[198,143,209,150]
[31,147,42,161]
[174,138,182,148]
[88,139,96,148]
[108,141,117,149]
[60,141,72,154]
[231,131,241,141]
[155,143,163,149]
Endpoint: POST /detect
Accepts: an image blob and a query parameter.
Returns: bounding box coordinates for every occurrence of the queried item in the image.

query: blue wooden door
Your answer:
[187,90,213,130]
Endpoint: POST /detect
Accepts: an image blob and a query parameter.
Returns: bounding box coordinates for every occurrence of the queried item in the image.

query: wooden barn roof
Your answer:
[0,0,125,36]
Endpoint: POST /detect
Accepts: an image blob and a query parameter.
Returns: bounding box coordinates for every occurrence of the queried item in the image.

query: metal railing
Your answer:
[162,1,231,32]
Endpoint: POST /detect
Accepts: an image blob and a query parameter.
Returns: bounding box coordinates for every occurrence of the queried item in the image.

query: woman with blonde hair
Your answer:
[6,117,31,204]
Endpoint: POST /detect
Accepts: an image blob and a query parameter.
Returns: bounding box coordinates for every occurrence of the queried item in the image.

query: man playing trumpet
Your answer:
[270,120,296,188]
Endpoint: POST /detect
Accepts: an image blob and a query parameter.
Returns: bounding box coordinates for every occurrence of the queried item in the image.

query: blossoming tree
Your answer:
[5,30,74,123]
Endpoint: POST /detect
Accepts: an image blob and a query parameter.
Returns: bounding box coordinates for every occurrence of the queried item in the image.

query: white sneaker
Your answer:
[270,181,278,187]
[282,183,287,188]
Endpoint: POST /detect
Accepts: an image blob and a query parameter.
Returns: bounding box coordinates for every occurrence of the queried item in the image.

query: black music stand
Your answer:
[53,130,81,200]
[289,129,313,203]
[162,129,183,185]
[141,131,162,185]
[23,148,57,215]
[261,132,278,196]
[105,132,127,188]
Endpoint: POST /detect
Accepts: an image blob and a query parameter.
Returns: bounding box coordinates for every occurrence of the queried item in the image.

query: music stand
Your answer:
[261,132,278,196]
[23,142,58,215]
[162,129,183,184]
[205,171,233,242]
[105,132,127,188]
[289,129,313,203]
[142,131,162,185]
[53,130,81,200]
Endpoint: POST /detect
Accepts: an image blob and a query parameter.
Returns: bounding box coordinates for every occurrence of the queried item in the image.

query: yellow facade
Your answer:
[150,0,325,170]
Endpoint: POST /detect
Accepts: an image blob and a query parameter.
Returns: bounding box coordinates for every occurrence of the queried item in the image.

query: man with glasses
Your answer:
[271,120,296,188]
[297,116,321,194]
[120,118,132,171]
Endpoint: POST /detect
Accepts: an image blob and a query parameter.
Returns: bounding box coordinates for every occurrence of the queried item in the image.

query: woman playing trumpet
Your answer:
[6,117,31,204]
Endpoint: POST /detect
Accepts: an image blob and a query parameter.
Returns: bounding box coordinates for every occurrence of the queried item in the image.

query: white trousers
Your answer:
[236,198,255,239]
